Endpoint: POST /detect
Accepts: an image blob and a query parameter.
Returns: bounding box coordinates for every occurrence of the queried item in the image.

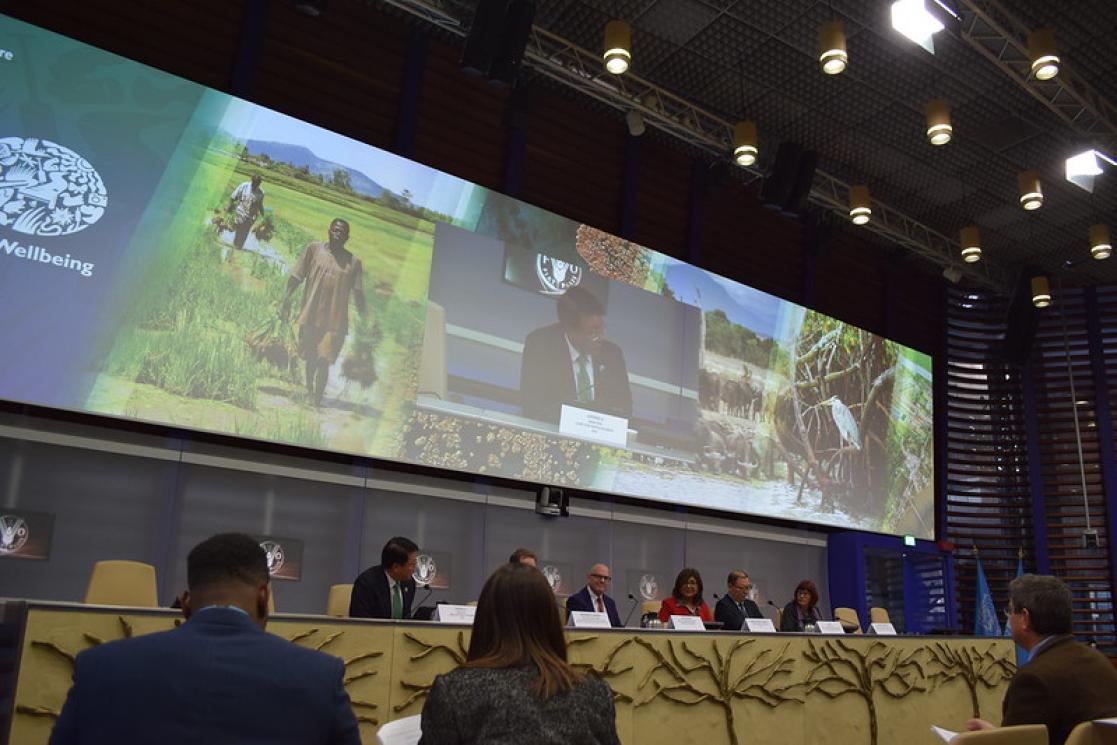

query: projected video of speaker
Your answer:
[0,15,935,538]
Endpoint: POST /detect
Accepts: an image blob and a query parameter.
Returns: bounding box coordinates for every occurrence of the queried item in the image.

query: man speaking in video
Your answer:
[519,286,632,425]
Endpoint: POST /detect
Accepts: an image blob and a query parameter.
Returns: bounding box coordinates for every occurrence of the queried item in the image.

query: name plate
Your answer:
[816,621,846,634]
[668,615,706,631]
[744,618,778,633]
[569,611,612,628]
[433,604,476,624]
[869,622,897,635]
[559,405,628,447]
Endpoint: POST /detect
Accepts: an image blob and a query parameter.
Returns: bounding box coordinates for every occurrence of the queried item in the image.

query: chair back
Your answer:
[1067,721,1117,745]
[84,561,158,607]
[869,607,891,624]
[834,607,863,634]
[327,584,353,617]
[376,714,422,745]
[774,606,783,628]
[641,600,661,616]
[951,724,1047,744]
[267,586,276,615]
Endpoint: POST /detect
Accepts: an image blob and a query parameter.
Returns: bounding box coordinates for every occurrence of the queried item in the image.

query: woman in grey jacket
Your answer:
[419,563,620,745]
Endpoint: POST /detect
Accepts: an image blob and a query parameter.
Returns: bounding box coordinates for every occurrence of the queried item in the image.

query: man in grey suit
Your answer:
[714,569,763,630]
[50,533,360,745]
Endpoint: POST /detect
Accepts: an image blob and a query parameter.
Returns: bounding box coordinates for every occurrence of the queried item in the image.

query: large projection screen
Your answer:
[0,16,934,538]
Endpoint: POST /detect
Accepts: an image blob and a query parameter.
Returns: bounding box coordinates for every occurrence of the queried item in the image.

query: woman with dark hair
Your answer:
[419,563,620,744]
[657,568,713,623]
[780,579,823,632]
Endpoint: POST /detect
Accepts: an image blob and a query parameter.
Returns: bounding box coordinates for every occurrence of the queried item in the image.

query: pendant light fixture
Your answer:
[603,20,631,75]
[1031,276,1052,308]
[925,98,952,146]
[819,21,848,75]
[849,185,871,225]
[1018,170,1043,211]
[732,121,758,166]
[1028,29,1059,81]
[960,225,981,263]
[1090,224,1112,260]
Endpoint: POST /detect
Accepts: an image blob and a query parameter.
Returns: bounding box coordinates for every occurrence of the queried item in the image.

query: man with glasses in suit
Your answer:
[566,563,623,627]
[715,569,763,630]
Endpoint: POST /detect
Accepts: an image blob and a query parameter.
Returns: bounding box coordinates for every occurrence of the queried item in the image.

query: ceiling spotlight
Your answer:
[819,21,848,75]
[960,225,981,263]
[925,98,952,145]
[1018,170,1043,210]
[603,20,632,75]
[625,109,645,137]
[1091,224,1112,260]
[1065,148,1116,192]
[732,121,758,167]
[294,0,325,16]
[1031,276,1052,308]
[849,185,872,225]
[1028,29,1060,81]
[891,0,944,54]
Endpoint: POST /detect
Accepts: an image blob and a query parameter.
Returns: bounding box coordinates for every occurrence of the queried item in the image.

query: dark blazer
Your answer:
[714,595,763,631]
[1002,634,1117,745]
[519,323,633,424]
[350,564,416,619]
[780,601,821,632]
[566,586,623,627]
[419,666,620,745]
[49,607,359,745]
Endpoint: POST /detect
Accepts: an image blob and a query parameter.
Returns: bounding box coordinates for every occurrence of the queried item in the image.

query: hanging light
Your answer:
[925,98,952,146]
[960,225,981,263]
[1090,224,1112,260]
[849,185,872,225]
[1031,276,1052,308]
[819,21,848,75]
[1018,170,1043,210]
[1028,29,1060,81]
[732,121,758,166]
[603,20,632,75]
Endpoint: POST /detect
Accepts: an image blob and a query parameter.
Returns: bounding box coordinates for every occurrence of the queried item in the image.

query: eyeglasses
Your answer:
[589,573,612,581]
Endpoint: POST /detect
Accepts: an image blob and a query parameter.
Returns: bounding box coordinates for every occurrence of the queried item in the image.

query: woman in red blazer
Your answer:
[658,568,713,622]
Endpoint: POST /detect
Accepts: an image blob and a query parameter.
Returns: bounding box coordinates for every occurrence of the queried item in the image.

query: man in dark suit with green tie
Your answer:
[965,573,1117,745]
[349,536,419,619]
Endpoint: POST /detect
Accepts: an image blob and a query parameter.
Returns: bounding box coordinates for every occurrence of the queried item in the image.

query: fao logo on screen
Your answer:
[0,136,107,236]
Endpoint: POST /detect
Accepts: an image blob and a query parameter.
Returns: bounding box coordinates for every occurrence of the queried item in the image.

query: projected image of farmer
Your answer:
[227,174,265,250]
[519,285,632,424]
[280,218,367,407]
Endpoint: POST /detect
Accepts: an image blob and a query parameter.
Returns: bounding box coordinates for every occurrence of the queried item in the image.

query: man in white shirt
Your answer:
[227,174,265,250]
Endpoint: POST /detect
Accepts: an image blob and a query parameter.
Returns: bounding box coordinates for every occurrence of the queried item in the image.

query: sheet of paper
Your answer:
[930,725,957,742]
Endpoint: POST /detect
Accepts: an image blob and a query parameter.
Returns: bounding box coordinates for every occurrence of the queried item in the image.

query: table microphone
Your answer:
[621,593,639,627]
[408,584,432,619]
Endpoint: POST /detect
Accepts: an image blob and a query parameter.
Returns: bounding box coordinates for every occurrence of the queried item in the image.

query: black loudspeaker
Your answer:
[535,486,568,517]
[760,142,817,216]
[460,0,536,87]
[1003,270,1040,365]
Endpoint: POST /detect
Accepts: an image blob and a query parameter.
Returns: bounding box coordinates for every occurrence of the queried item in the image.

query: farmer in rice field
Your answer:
[227,174,265,250]
[279,218,367,407]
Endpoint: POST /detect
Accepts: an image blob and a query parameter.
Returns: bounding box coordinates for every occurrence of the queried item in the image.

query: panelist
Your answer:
[566,563,623,627]
[780,579,823,632]
[349,536,418,619]
[509,547,538,567]
[965,574,1117,745]
[519,286,633,425]
[714,570,763,630]
[658,568,713,623]
[420,563,621,744]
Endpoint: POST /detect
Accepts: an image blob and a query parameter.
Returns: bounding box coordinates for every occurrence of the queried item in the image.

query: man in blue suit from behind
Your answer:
[50,533,360,745]
[565,563,624,627]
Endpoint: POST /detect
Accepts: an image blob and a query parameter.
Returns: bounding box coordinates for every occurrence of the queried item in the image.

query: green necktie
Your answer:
[391,582,402,619]
[576,354,592,402]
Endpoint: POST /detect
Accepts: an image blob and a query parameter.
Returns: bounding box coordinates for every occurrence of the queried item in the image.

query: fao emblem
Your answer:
[639,573,659,601]
[0,514,28,554]
[259,540,285,575]
[412,553,438,585]
[535,254,582,294]
[541,564,562,592]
